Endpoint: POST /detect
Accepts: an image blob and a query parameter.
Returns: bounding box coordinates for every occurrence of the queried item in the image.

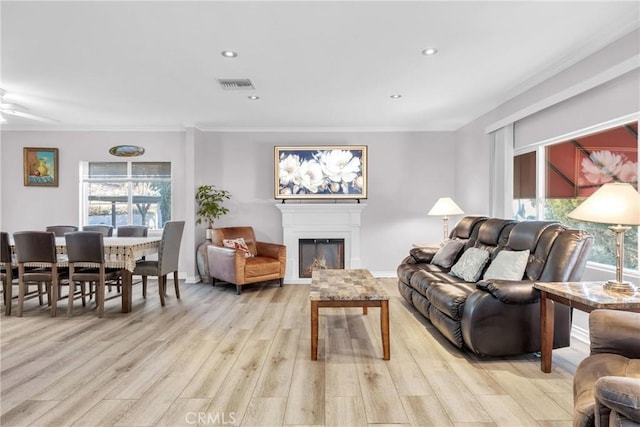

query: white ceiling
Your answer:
[1,1,639,132]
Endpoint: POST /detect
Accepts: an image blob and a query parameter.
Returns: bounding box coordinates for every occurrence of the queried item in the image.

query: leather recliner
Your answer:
[573,309,640,427]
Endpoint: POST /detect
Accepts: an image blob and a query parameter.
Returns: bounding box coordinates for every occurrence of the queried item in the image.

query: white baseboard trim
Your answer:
[571,324,590,346]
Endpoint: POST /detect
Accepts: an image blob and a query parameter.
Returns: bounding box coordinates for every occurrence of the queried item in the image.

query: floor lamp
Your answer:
[428,197,464,241]
[568,182,640,294]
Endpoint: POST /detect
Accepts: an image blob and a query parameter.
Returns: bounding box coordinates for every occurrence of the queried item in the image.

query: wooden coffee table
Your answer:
[310,269,390,360]
[534,281,640,373]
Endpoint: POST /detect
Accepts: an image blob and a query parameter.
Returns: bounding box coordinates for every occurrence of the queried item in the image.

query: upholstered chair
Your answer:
[13,231,66,316]
[573,309,640,427]
[45,225,79,237]
[65,231,123,317]
[116,225,148,237]
[82,225,114,237]
[132,221,184,306]
[207,226,286,294]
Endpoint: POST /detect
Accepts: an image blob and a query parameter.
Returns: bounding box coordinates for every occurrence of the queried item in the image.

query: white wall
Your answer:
[1,129,457,279]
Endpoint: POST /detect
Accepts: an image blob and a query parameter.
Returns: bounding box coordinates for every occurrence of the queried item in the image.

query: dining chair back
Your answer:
[65,231,122,317]
[45,225,79,237]
[82,225,113,237]
[13,231,63,316]
[133,221,185,306]
[116,226,148,237]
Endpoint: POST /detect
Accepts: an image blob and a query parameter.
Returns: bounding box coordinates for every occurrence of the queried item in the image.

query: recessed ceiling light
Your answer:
[221,50,238,58]
[248,95,260,100]
[421,47,438,56]
[390,94,402,99]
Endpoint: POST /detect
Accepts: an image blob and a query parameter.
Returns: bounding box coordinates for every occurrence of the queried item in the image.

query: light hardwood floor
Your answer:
[0,278,587,427]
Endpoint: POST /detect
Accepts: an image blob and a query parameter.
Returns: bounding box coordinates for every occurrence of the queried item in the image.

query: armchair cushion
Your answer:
[223,237,253,258]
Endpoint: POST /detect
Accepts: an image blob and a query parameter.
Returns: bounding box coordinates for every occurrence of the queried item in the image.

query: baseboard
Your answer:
[571,323,590,346]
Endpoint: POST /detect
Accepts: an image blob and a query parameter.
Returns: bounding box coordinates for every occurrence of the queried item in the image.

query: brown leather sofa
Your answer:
[573,309,640,427]
[207,226,286,294]
[397,216,594,356]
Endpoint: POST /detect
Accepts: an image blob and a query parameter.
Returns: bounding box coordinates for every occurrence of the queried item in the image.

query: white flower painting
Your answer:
[579,149,638,188]
[275,146,367,199]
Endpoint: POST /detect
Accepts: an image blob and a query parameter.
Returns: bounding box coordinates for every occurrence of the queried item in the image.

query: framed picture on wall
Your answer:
[23,147,59,187]
[274,145,368,200]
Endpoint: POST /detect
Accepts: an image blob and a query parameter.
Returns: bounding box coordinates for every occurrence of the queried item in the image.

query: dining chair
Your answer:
[82,225,114,237]
[132,221,184,306]
[13,231,66,317]
[65,231,123,317]
[45,225,79,237]
[116,225,148,237]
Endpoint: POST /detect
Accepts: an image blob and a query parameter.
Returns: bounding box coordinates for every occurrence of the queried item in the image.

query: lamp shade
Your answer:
[428,197,464,216]
[568,183,640,225]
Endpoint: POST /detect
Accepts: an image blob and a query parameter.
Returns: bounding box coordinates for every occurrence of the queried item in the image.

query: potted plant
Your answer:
[195,184,231,283]
[195,184,231,238]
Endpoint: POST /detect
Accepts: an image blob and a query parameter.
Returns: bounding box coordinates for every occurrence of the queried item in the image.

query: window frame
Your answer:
[80,160,172,231]
[513,113,639,277]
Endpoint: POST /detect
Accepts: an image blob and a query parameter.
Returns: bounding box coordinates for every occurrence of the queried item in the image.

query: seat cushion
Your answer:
[425,282,475,320]
[245,256,280,278]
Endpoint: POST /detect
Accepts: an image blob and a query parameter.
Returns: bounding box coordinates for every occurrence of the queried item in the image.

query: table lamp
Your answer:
[428,197,464,240]
[568,182,640,294]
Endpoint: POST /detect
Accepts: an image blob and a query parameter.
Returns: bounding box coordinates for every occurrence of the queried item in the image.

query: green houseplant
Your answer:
[195,184,231,229]
[195,185,231,283]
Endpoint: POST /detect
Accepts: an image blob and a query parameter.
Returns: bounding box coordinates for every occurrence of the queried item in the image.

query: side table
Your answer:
[533,281,640,373]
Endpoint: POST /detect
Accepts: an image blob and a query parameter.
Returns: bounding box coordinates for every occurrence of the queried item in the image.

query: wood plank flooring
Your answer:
[0,278,587,426]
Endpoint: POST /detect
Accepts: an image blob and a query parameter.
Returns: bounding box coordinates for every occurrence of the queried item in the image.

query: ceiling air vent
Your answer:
[217,79,255,90]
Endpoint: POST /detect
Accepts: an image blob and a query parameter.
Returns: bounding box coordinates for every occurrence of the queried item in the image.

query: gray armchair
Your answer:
[573,309,640,427]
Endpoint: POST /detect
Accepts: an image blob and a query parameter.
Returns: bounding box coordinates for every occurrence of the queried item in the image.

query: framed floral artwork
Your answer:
[274,145,367,200]
[23,147,59,187]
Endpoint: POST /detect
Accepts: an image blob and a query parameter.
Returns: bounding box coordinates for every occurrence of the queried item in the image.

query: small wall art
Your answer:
[23,147,59,187]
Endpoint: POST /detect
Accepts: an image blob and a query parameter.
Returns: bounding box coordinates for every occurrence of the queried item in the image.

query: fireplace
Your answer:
[299,238,345,278]
[276,203,366,283]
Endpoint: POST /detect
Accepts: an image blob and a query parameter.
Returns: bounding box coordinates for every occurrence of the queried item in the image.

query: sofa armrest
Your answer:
[207,245,246,284]
[594,376,640,425]
[476,280,540,304]
[409,247,437,263]
[256,241,285,259]
[589,309,640,358]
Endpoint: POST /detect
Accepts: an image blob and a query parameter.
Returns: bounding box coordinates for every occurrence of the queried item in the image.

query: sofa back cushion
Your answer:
[473,218,515,256]
[538,228,594,282]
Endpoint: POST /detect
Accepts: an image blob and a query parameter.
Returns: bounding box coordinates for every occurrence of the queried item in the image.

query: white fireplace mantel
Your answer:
[276,203,366,284]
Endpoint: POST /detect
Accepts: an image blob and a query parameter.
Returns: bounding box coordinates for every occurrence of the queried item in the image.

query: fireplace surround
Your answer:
[276,203,366,284]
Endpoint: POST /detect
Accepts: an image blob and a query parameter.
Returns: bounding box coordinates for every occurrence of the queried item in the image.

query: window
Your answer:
[513,121,638,270]
[81,161,172,229]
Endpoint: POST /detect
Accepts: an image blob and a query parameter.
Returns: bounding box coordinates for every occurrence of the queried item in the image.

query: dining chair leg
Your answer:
[17,278,26,317]
[67,280,76,316]
[142,277,147,298]
[97,281,105,318]
[173,271,180,299]
[4,280,12,316]
[159,275,166,307]
[50,278,58,317]
[39,282,45,305]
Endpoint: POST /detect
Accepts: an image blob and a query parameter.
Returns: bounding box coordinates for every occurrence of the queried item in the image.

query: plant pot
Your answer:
[196,229,214,283]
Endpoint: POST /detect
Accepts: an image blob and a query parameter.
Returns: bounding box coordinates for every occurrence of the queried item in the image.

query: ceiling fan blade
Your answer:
[1,108,59,124]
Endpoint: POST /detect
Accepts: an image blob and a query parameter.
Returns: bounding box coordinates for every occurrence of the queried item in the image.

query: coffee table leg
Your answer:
[540,291,553,373]
[311,301,319,360]
[381,300,390,360]
[363,306,367,315]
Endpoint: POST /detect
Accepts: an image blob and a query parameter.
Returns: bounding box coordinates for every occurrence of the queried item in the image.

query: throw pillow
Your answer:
[222,237,253,258]
[450,247,490,282]
[431,239,465,269]
[483,249,530,281]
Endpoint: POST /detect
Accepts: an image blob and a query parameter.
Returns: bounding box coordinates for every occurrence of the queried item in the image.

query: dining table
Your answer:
[8,236,162,313]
